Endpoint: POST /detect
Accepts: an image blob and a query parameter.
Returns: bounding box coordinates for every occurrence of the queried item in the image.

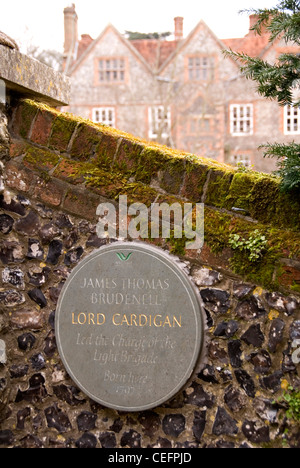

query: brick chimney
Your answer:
[63,3,78,70]
[249,14,268,35]
[174,17,184,41]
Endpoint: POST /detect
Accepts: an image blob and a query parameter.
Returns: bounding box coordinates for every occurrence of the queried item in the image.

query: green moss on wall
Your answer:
[23,146,60,171]
[49,115,78,152]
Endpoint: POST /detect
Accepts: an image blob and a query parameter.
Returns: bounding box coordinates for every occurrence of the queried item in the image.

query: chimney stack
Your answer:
[174,17,184,41]
[63,4,78,58]
[249,14,268,35]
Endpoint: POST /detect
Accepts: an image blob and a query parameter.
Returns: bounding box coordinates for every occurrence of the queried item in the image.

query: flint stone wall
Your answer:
[0,99,299,448]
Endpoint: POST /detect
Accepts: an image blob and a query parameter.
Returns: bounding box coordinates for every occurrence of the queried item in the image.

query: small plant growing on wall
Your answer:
[229,229,268,262]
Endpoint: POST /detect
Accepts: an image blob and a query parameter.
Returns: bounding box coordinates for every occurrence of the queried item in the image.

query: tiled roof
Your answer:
[74,20,272,71]
[130,39,178,70]
[222,30,271,57]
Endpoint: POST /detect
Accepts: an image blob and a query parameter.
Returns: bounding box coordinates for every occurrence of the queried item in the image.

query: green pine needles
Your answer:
[224,1,300,193]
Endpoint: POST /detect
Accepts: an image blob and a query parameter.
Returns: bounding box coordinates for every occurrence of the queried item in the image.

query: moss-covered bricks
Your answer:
[7,99,300,293]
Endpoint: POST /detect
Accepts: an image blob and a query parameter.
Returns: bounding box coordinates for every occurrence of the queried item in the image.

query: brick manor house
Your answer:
[62,4,300,173]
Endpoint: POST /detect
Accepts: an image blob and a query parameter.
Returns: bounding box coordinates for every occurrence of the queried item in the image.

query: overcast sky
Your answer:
[0,0,277,52]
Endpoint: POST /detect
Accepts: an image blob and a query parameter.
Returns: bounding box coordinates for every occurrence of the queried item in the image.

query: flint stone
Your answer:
[290,320,300,341]
[192,410,206,441]
[0,339,6,364]
[248,350,272,374]
[15,210,40,236]
[27,267,50,287]
[28,288,47,308]
[212,407,238,436]
[260,371,283,393]
[0,430,14,446]
[234,369,256,398]
[17,407,31,430]
[44,329,56,357]
[200,288,230,315]
[46,239,62,265]
[198,364,218,383]
[63,228,79,249]
[75,433,97,449]
[53,384,85,406]
[27,239,44,260]
[224,385,246,412]
[77,411,97,431]
[30,353,46,371]
[10,308,44,329]
[0,193,26,215]
[2,267,24,288]
[138,411,160,438]
[228,340,243,368]
[55,213,73,229]
[254,398,278,424]
[0,214,14,234]
[268,318,285,353]
[15,373,47,403]
[120,429,141,448]
[242,420,270,443]
[233,283,254,298]
[241,324,264,347]
[265,292,298,315]
[0,289,25,306]
[235,296,266,320]
[162,414,185,438]
[10,364,29,378]
[17,332,36,351]
[192,267,222,286]
[44,403,72,432]
[99,432,117,448]
[0,240,24,264]
[38,222,61,243]
[49,281,65,304]
[214,320,239,338]
[64,246,83,266]
[185,382,215,408]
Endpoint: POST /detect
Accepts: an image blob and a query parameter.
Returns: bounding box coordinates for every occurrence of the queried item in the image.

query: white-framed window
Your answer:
[92,107,115,127]
[231,154,251,168]
[284,105,300,134]
[148,106,171,139]
[230,104,253,136]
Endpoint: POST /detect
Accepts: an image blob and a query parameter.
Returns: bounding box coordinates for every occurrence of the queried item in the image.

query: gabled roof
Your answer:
[69,17,285,76]
[158,19,239,73]
[68,23,155,75]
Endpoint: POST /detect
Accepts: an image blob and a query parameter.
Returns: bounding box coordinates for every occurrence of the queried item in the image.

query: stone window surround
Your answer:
[94,56,128,85]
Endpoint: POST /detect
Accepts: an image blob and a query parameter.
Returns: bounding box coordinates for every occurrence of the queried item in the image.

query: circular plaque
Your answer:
[55,242,206,411]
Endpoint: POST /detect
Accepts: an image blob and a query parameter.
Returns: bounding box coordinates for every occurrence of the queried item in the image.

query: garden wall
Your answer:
[0,98,299,448]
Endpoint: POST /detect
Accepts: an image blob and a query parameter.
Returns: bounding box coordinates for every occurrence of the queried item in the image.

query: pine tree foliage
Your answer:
[225,1,300,192]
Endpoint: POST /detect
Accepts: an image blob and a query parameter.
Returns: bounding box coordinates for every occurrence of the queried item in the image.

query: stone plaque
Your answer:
[55,242,206,411]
